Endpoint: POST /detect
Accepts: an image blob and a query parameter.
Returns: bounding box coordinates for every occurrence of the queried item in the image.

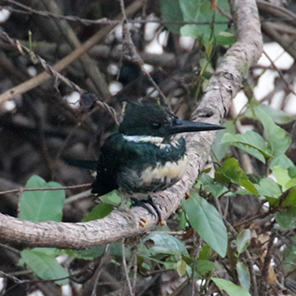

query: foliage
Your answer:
[212,278,251,296]
[182,193,227,257]
[18,176,69,284]
[160,0,235,45]
[20,248,69,285]
[19,176,65,222]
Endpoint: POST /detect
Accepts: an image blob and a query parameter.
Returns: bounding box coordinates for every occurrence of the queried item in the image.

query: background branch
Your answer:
[0,0,142,105]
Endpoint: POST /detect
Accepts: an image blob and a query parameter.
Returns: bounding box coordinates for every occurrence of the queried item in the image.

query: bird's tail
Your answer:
[64,158,98,170]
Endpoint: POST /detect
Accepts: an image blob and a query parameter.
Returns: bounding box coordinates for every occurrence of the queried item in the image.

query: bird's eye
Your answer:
[151,122,161,129]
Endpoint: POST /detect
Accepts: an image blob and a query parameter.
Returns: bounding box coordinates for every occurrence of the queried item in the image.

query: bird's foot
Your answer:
[139,217,147,228]
[130,196,163,225]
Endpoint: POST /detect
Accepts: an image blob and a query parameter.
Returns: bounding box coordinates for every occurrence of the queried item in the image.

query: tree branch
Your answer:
[0,0,263,249]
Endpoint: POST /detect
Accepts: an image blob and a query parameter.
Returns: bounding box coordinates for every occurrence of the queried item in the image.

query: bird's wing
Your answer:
[91,134,168,195]
[91,133,140,195]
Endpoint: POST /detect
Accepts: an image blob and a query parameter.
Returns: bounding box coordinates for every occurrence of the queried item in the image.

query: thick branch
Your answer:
[0,0,263,249]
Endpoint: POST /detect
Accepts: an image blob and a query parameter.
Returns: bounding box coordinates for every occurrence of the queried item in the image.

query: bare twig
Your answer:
[0,31,84,94]
[0,0,142,105]
[260,232,276,294]
[263,49,296,96]
[0,270,26,284]
[0,183,92,196]
[89,101,120,126]
[122,241,134,296]
[224,220,259,296]
[91,245,111,296]
[118,0,167,104]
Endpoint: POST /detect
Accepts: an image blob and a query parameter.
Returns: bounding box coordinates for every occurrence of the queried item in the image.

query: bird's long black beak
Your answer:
[170,118,225,134]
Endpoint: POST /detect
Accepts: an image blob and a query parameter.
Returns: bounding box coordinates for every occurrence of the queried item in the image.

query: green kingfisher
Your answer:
[67,102,224,220]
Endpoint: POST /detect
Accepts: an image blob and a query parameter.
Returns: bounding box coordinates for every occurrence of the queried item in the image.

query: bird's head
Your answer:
[119,103,224,140]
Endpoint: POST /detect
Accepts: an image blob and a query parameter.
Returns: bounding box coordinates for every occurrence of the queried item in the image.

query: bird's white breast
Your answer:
[140,155,188,185]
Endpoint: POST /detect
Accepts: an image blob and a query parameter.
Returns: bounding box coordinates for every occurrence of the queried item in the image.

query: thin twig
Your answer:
[233,211,271,228]
[91,245,111,296]
[0,33,119,137]
[260,232,276,294]
[0,0,142,104]
[0,242,20,254]
[224,220,259,296]
[0,183,92,196]
[191,233,201,296]
[0,270,26,284]
[88,101,120,126]
[118,0,167,104]
[122,240,134,296]
[0,31,84,94]
[37,0,111,99]
[263,50,296,97]
[131,246,138,292]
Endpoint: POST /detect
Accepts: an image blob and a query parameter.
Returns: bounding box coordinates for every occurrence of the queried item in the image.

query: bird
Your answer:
[67,102,224,222]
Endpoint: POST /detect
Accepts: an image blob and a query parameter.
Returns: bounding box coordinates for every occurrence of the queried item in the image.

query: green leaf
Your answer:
[270,154,294,170]
[273,166,291,191]
[66,243,123,260]
[254,107,291,156]
[289,167,296,178]
[247,173,262,184]
[215,158,258,194]
[176,259,188,277]
[275,207,296,230]
[163,259,191,276]
[245,104,296,125]
[183,193,227,257]
[139,233,189,257]
[236,229,251,254]
[82,203,113,222]
[198,173,214,186]
[222,131,271,163]
[207,184,230,198]
[204,41,213,60]
[200,58,214,74]
[236,262,251,291]
[197,173,229,198]
[179,0,230,43]
[282,188,296,207]
[255,178,282,200]
[196,260,216,277]
[199,244,212,260]
[21,249,69,285]
[285,179,296,191]
[212,120,236,162]
[66,247,105,260]
[178,210,187,230]
[99,190,121,205]
[235,188,254,195]
[160,0,183,34]
[283,237,296,273]
[212,278,251,296]
[19,175,65,222]
[215,31,236,45]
